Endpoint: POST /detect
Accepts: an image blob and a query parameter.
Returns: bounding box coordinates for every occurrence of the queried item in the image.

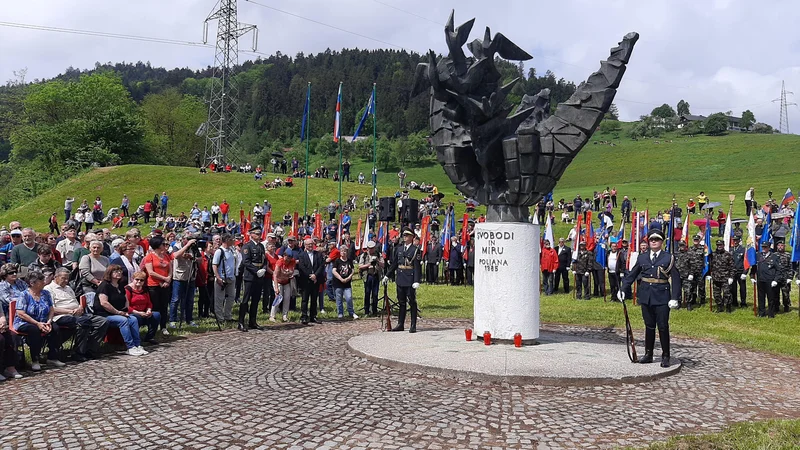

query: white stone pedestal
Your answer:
[473,222,540,342]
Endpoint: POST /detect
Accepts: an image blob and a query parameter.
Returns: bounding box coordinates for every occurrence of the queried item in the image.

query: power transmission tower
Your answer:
[772,80,795,134]
[202,0,258,168]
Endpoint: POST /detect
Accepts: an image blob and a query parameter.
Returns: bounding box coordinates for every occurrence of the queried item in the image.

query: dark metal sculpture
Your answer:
[413,11,638,222]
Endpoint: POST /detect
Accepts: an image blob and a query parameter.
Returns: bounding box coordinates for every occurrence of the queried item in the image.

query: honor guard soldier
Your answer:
[382,228,422,333]
[775,241,794,313]
[688,235,706,304]
[730,236,748,307]
[751,241,780,317]
[710,239,735,313]
[619,229,681,368]
[572,242,593,300]
[239,226,267,331]
[674,241,694,310]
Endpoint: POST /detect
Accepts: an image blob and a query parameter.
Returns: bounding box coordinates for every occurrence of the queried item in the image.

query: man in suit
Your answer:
[239,226,267,331]
[750,241,780,318]
[424,234,442,284]
[383,228,422,333]
[297,237,325,324]
[554,237,572,294]
[619,229,681,368]
[447,236,464,285]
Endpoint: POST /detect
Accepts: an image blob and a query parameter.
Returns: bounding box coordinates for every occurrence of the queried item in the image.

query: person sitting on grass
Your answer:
[125,271,161,345]
[13,270,66,370]
[94,265,148,356]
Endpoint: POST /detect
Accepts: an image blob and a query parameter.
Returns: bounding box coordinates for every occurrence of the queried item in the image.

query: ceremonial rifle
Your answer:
[382,282,392,331]
[621,296,638,363]
[753,272,758,317]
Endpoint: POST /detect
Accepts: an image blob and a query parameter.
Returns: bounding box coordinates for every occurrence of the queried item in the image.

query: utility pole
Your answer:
[772,80,796,134]
[202,0,258,168]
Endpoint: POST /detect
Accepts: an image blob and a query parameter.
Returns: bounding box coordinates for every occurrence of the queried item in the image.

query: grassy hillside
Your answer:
[2,130,798,237]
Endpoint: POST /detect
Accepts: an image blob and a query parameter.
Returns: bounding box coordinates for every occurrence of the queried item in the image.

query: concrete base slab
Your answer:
[348,328,681,386]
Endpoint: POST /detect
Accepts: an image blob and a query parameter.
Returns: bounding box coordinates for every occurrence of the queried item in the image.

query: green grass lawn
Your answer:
[638,419,800,449]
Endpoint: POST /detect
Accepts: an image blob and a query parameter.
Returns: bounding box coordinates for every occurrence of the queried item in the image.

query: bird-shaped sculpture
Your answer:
[413,11,638,222]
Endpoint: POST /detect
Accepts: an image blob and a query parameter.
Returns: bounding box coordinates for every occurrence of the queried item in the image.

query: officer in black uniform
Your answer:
[382,228,422,333]
[239,226,266,331]
[619,229,681,367]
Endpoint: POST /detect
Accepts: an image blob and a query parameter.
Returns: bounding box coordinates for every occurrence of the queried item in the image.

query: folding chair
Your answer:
[8,300,50,369]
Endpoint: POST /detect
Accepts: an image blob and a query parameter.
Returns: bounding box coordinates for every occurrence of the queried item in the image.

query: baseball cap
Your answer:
[9,229,22,236]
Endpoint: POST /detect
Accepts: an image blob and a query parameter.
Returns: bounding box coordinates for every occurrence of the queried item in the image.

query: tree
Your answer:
[677,99,690,116]
[604,103,619,120]
[651,103,676,119]
[140,88,206,166]
[704,113,728,136]
[752,122,774,134]
[740,110,755,131]
[598,119,622,134]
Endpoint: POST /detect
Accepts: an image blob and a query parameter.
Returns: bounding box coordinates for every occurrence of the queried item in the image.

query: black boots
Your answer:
[661,353,671,368]
[237,323,248,332]
[687,302,693,311]
[392,303,407,332]
[409,303,417,333]
[638,351,653,363]
[726,304,732,313]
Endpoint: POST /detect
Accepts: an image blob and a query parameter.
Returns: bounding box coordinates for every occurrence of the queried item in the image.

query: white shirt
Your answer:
[651,250,660,262]
[45,282,80,321]
[306,251,314,266]
[121,255,139,278]
[211,205,221,214]
[745,189,753,201]
[608,252,618,273]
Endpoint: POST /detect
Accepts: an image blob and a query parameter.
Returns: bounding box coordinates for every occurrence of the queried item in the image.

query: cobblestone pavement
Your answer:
[2,319,800,449]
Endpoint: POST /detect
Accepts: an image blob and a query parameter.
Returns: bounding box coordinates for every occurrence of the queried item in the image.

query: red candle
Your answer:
[483,331,492,346]
[514,333,522,348]
[465,329,473,341]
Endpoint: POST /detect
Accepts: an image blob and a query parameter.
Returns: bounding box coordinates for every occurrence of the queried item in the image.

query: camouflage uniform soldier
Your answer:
[674,241,694,310]
[710,239,735,313]
[689,235,706,304]
[775,241,794,313]
[571,242,593,300]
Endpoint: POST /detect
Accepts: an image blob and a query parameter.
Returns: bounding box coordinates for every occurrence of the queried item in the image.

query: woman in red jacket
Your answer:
[540,239,559,295]
[126,271,160,344]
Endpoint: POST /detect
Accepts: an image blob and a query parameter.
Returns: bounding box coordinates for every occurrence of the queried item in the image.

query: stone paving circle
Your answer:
[2,318,800,449]
[348,328,681,385]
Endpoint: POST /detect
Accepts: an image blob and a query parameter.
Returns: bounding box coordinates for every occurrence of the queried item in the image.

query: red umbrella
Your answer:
[692,219,719,227]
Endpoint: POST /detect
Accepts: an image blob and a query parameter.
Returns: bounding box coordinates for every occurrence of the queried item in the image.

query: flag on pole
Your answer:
[684,212,691,247]
[420,215,431,257]
[760,210,772,248]
[781,188,795,208]
[300,85,311,142]
[352,89,375,142]
[336,215,343,247]
[262,211,272,241]
[744,212,757,270]
[291,212,299,238]
[333,82,342,143]
[616,217,625,243]
[702,217,711,276]
[354,219,363,253]
[544,214,554,248]
[723,210,732,252]
[460,213,469,246]
[313,213,323,240]
[572,215,582,261]
[790,203,800,263]
[595,229,607,266]
[442,212,452,261]
[362,215,370,251]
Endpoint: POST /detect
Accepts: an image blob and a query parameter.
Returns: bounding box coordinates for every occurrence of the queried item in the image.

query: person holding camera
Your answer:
[212,234,239,323]
[239,227,266,332]
[358,241,384,316]
[170,234,199,328]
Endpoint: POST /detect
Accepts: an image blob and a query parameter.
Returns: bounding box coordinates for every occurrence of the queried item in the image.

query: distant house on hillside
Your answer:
[678,114,750,131]
[340,135,368,142]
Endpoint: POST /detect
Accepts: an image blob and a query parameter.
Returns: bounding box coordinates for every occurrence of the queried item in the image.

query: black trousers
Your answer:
[425,263,438,283]
[745,200,752,217]
[396,285,417,329]
[300,282,319,322]
[55,314,108,356]
[592,269,604,296]
[640,303,670,357]
[608,271,620,299]
[465,266,474,286]
[239,278,264,326]
[554,268,570,293]
[756,281,778,317]
[575,273,591,299]
[449,268,463,285]
[148,285,171,329]
[730,276,747,306]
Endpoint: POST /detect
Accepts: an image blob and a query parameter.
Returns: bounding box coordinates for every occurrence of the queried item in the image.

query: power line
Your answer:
[244,0,411,51]
[616,97,774,112]
[369,0,443,26]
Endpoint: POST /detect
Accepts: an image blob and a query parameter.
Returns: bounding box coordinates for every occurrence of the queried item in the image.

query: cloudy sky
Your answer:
[2,0,800,130]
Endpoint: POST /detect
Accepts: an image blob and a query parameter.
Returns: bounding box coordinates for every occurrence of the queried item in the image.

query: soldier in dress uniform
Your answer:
[729,236,748,307]
[775,241,794,313]
[382,228,422,333]
[674,241,694,310]
[688,235,706,304]
[750,241,779,317]
[239,226,266,331]
[619,229,681,368]
[572,242,593,300]
[709,239,735,313]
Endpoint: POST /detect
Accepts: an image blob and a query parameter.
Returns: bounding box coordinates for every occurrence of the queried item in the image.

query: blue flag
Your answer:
[351,90,374,142]
[595,230,607,266]
[300,86,310,142]
[760,211,772,248]
[790,203,800,263]
[702,218,711,276]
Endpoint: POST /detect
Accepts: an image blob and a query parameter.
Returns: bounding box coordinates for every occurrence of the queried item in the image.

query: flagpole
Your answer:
[372,83,377,209]
[304,81,311,218]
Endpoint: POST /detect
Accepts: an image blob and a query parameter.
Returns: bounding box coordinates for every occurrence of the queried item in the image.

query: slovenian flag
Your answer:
[744,212,757,270]
[544,214,554,248]
[790,203,800,263]
[352,88,374,142]
[702,217,711,276]
[781,188,795,208]
[333,82,342,143]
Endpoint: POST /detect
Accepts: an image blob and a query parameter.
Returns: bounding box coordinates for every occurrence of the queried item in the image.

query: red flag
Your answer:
[291,212,299,238]
[313,213,322,240]
[261,211,271,241]
[239,209,245,229]
[355,219,363,255]
[460,213,469,246]
[336,215,343,246]
[420,216,431,257]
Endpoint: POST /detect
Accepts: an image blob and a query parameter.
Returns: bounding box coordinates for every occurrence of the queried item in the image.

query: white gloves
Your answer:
[727,278,733,285]
[796,280,800,286]
[381,276,389,285]
[771,281,778,288]
[705,276,712,281]
[740,274,747,280]
[787,279,793,285]
[688,275,694,281]
[617,291,625,301]
[412,282,420,289]
[571,270,576,275]
[751,278,757,284]
[256,269,266,278]
[668,300,679,309]
[584,272,590,277]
